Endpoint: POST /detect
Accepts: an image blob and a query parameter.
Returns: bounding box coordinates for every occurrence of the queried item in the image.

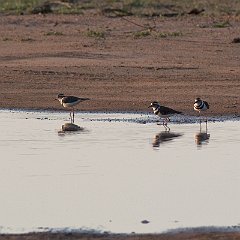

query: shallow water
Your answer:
[0,110,239,234]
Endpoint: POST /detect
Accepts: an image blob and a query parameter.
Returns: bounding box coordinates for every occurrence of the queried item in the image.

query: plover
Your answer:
[148,101,182,130]
[57,93,90,123]
[194,97,209,122]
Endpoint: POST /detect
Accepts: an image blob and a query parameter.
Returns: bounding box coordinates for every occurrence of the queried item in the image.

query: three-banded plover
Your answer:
[148,101,182,130]
[194,97,209,123]
[57,93,90,123]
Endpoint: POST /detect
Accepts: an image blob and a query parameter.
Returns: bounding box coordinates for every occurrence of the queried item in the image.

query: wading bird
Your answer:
[194,97,209,123]
[57,93,90,123]
[149,101,182,131]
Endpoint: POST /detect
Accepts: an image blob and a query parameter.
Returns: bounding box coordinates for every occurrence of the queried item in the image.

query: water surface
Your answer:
[0,110,239,234]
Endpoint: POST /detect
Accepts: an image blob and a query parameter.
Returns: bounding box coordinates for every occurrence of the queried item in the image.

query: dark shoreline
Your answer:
[1,108,240,125]
[1,227,240,240]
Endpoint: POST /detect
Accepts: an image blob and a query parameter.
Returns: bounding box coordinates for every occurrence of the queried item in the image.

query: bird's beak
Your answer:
[148,105,152,108]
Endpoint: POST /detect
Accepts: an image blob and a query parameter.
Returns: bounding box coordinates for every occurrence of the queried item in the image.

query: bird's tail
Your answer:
[176,110,183,114]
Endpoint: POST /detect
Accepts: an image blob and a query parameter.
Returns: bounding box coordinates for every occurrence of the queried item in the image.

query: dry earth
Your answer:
[0,13,240,116]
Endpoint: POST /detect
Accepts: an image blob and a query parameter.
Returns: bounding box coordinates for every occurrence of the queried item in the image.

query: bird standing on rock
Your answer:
[57,93,90,123]
[149,101,182,130]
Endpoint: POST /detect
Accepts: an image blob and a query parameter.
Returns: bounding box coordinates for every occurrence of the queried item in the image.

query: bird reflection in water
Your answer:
[195,122,210,147]
[58,122,84,135]
[152,131,183,149]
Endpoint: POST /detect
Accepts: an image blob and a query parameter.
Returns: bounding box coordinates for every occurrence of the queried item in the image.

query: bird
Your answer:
[194,97,209,123]
[57,93,90,123]
[148,101,182,130]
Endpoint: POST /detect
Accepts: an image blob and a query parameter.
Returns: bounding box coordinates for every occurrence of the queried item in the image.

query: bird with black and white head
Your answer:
[148,101,182,130]
[194,97,209,123]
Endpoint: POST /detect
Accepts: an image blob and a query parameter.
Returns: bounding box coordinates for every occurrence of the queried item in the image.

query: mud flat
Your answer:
[0,13,240,115]
[0,227,240,240]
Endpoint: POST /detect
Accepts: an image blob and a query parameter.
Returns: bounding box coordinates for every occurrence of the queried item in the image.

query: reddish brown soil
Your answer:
[0,13,240,116]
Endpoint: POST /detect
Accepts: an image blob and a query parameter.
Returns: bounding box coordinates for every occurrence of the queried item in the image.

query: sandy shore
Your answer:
[0,14,239,116]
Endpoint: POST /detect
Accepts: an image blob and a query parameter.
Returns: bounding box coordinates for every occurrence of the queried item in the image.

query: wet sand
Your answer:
[0,14,239,116]
[0,231,240,240]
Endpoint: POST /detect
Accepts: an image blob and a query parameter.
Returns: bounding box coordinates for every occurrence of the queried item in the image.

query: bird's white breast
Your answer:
[194,102,207,111]
[61,99,81,108]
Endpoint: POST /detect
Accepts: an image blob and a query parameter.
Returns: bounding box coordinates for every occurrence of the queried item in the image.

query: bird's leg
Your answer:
[166,125,170,132]
[72,108,75,123]
[70,111,73,123]
[162,118,169,131]
[199,121,202,132]
[165,118,170,131]
[198,111,201,123]
[163,118,166,127]
[160,119,166,128]
[157,118,164,126]
[162,119,165,126]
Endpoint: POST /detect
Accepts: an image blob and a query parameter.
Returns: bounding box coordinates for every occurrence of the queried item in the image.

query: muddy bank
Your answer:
[0,231,240,240]
[0,14,239,116]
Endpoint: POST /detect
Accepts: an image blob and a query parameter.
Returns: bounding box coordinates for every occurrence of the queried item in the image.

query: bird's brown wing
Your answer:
[204,101,209,109]
[160,106,182,115]
[62,96,80,104]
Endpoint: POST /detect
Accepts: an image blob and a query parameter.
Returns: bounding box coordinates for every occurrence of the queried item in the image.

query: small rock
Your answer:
[232,37,240,43]
[141,220,150,224]
[188,8,205,15]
